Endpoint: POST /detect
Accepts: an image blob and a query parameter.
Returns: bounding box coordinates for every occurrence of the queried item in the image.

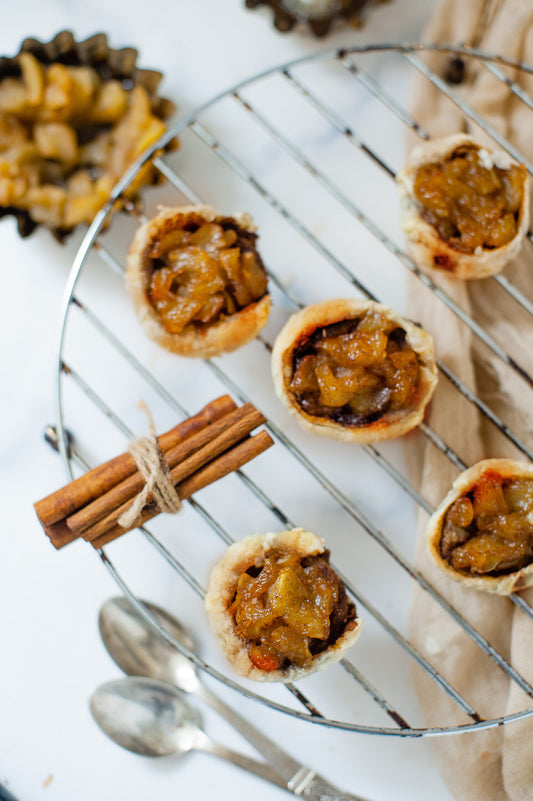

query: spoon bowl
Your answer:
[98,597,199,692]
[90,676,287,790]
[90,677,201,757]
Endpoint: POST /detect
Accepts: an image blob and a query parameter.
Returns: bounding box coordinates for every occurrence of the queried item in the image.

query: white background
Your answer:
[0,2,467,801]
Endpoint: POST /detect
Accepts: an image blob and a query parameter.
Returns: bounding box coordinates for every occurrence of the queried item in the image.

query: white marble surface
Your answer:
[0,2,466,801]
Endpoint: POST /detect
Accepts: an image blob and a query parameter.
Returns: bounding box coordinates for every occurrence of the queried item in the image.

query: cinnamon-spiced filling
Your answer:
[441,471,533,576]
[228,547,356,672]
[288,311,420,427]
[413,145,525,254]
[0,52,170,231]
[147,216,268,335]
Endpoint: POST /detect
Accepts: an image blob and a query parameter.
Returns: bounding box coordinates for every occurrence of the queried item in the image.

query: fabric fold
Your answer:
[406,2,533,799]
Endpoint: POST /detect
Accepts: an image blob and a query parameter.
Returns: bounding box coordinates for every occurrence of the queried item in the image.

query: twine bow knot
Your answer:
[118,402,182,529]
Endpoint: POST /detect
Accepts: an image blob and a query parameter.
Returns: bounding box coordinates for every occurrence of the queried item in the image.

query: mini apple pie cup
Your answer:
[427,458,533,595]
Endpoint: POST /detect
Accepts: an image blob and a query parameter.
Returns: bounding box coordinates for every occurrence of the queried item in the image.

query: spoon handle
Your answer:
[193,729,289,791]
[196,683,370,800]
[301,776,371,801]
[197,681,304,778]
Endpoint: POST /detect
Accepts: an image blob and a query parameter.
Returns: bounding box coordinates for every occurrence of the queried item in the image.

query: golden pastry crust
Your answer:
[427,458,533,595]
[204,528,362,682]
[397,133,530,280]
[126,204,271,358]
[271,298,438,444]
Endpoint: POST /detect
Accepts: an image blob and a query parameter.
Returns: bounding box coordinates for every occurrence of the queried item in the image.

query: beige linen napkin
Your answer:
[406,2,533,800]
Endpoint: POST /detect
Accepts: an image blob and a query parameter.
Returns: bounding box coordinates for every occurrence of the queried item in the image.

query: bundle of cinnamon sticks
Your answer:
[35,396,273,550]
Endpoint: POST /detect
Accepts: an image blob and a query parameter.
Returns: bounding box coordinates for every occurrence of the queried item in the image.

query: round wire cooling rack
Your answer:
[53,43,533,737]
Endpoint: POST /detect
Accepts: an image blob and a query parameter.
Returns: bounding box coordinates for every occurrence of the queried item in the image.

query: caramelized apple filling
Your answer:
[0,52,170,231]
[228,548,356,671]
[289,311,420,426]
[441,471,533,576]
[413,145,525,254]
[147,217,268,334]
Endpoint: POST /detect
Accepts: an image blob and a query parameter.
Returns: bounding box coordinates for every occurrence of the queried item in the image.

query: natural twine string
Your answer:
[118,401,182,529]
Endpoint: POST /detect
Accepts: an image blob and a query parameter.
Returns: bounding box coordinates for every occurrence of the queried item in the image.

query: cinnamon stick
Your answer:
[89,431,274,549]
[34,395,236,528]
[43,519,81,551]
[70,404,265,540]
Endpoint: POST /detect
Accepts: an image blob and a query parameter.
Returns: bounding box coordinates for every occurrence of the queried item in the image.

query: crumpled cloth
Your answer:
[406,2,533,800]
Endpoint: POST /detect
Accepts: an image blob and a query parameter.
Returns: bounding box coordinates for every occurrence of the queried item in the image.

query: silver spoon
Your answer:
[99,597,370,801]
[90,676,288,790]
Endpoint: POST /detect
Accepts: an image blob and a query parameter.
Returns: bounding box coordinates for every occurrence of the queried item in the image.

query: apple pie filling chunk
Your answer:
[441,471,533,576]
[228,547,357,672]
[0,51,172,232]
[147,216,268,335]
[289,311,420,427]
[413,145,526,254]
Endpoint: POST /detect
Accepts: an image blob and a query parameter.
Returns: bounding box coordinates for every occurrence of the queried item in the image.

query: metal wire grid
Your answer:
[54,44,533,736]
